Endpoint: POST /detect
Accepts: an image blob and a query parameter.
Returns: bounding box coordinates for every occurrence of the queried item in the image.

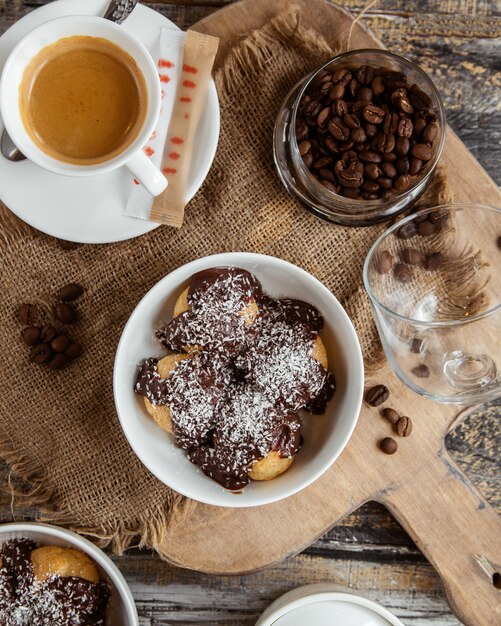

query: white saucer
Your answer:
[0,0,220,243]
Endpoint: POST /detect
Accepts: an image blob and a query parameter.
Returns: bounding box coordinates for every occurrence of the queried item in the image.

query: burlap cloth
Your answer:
[0,7,453,554]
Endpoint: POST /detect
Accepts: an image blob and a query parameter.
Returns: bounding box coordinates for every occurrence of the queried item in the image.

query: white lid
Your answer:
[256,585,405,626]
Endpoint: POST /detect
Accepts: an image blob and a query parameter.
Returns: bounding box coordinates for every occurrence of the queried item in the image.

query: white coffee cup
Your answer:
[0,15,167,197]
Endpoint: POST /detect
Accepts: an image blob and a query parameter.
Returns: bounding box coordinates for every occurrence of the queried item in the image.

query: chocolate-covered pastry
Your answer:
[135,267,336,490]
[0,539,109,625]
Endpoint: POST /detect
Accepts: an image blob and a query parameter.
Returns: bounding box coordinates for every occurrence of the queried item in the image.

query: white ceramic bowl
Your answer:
[114,253,364,507]
[0,522,138,625]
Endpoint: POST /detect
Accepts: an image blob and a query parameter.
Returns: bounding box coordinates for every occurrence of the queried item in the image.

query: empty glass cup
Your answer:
[364,204,501,404]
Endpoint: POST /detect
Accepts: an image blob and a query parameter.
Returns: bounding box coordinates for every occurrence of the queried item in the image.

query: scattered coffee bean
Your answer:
[22,326,41,347]
[397,416,413,437]
[57,239,81,251]
[394,263,413,283]
[374,250,393,274]
[17,303,38,325]
[382,407,400,424]
[401,248,423,265]
[296,62,438,200]
[65,342,82,360]
[396,221,417,239]
[40,325,57,344]
[380,437,398,454]
[410,337,424,353]
[425,252,444,271]
[51,335,71,353]
[48,353,69,370]
[412,364,430,378]
[57,283,84,302]
[54,303,78,325]
[366,384,389,407]
[30,343,53,365]
[417,219,438,236]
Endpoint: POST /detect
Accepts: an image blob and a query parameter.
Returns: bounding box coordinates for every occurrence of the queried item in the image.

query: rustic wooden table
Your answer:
[0,1,499,624]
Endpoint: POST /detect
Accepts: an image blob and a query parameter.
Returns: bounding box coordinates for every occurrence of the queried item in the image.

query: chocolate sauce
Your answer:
[136,267,335,491]
[0,539,109,625]
[156,267,262,355]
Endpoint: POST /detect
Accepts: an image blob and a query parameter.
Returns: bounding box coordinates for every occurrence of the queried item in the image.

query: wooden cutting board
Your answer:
[158,2,501,625]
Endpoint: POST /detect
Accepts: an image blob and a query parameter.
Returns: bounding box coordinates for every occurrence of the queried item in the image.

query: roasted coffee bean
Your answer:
[418,220,438,236]
[337,161,364,188]
[397,117,413,138]
[394,263,413,283]
[343,114,360,129]
[401,247,423,265]
[412,364,430,378]
[425,252,444,271]
[318,168,336,183]
[359,150,382,163]
[362,180,379,192]
[381,162,397,178]
[363,104,385,124]
[298,140,311,156]
[371,75,385,96]
[22,326,41,347]
[302,153,313,168]
[351,127,367,143]
[65,342,82,360]
[383,152,397,163]
[410,337,424,353]
[392,88,414,114]
[320,80,333,94]
[17,303,38,325]
[51,335,71,353]
[395,136,410,156]
[340,139,355,153]
[374,133,395,153]
[356,64,374,85]
[409,157,423,175]
[397,416,413,437]
[383,113,399,135]
[40,325,57,343]
[328,119,350,141]
[30,343,53,365]
[396,221,417,239]
[374,250,393,274]
[378,177,393,189]
[348,78,359,99]
[304,100,321,120]
[358,86,373,101]
[428,208,450,226]
[295,119,309,142]
[48,353,69,370]
[332,68,352,85]
[321,179,338,193]
[380,437,398,454]
[384,71,407,89]
[54,302,78,325]
[57,283,84,302]
[340,187,360,199]
[364,122,378,138]
[364,163,380,180]
[382,408,400,424]
[329,84,345,100]
[313,157,332,169]
[332,99,348,117]
[57,239,81,251]
[394,174,411,192]
[394,157,410,176]
[409,84,432,110]
[411,143,433,161]
[413,117,427,137]
[366,384,390,407]
[423,123,438,143]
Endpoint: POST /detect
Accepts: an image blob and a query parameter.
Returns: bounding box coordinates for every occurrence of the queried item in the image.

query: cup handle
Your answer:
[125,151,167,197]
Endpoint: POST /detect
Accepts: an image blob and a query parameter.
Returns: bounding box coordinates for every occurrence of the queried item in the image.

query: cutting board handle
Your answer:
[380,447,501,626]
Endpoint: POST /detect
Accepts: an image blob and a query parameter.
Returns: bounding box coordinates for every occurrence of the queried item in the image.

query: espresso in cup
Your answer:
[19,35,148,165]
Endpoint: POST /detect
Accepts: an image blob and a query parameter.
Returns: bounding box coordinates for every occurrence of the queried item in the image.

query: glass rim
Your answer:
[290,48,447,207]
[363,203,501,327]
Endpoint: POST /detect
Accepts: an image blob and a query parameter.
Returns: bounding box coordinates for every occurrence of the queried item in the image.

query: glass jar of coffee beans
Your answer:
[274,49,446,226]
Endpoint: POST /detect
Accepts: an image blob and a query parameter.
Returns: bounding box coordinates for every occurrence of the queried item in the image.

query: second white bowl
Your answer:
[113,253,364,507]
